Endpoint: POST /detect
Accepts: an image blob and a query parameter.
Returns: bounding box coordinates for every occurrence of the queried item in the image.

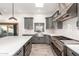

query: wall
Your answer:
[54,17,79,40]
[0,13,54,36]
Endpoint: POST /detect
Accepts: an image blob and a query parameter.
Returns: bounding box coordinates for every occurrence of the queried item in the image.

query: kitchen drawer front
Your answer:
[25,43,32,52]
[25,45,32,56]
[24,42,32,56]
[53,40,63,51]
[14,47,23,56]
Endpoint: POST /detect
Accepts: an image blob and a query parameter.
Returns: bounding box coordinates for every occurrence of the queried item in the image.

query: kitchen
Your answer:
[0,2,79,56]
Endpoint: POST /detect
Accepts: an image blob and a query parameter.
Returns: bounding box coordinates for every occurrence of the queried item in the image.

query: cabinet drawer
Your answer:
[25,46,31,56]
[53,40,63,51]
[24,42,32,56]
[25,43,32,52]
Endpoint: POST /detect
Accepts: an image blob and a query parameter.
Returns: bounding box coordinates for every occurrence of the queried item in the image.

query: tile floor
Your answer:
[30,44,54,56]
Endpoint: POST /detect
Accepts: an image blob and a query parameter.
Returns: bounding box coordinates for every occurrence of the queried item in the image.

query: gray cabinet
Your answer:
[50,36,67,56]
[76,4,79,28]
[32,36,45,44]
[50,38,63,56]
[32,35,50,44]
[46,17,63,29]
[55,3,77,21]
[67,47,79,56]
[24,40,32,56]
[24,17,33,29]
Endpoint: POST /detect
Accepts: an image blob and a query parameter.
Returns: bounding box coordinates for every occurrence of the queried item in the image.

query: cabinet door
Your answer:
[32,36,39,44]
[24,41,32,56]
[44,35,50,44]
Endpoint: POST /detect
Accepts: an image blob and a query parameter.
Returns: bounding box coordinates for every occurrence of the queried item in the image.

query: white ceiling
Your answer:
[0,3,58,15]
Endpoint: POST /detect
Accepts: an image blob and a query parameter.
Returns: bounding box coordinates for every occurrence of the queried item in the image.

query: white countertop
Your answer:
[66,44,79,55]
[0,36,32,56]
[60,40,79,55]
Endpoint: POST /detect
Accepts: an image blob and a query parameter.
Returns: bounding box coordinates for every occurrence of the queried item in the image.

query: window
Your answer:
[24,17,33,29]
[46,17,55,29]
[34,23,44,32]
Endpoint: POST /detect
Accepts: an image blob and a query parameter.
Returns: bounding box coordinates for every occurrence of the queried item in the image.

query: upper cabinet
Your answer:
[46,3,77,29]
[53,3,78,21]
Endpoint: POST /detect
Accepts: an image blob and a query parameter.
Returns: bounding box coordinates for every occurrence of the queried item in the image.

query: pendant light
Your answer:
[9,3,17,20]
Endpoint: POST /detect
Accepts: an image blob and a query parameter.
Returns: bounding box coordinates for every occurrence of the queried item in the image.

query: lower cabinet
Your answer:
[50,37,67,56]
[24,40,32,56]
[32,35,50,44]
[67,47,79,56]
[14,40,32,56]
[14,47,23,56]
[50,41,62,56]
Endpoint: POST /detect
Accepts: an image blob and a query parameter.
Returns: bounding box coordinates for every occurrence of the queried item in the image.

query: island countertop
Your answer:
[0,36,32,56]
[65,44,79,55]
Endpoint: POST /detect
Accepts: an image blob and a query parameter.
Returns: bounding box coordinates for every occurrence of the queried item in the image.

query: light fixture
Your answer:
[35,3,44,7]
[9,3,17,20]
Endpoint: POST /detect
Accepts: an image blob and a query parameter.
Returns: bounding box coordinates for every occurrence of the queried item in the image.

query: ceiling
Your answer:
[0,3,58,15]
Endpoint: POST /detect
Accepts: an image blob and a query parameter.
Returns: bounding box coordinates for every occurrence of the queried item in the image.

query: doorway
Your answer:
[0,23,18,37]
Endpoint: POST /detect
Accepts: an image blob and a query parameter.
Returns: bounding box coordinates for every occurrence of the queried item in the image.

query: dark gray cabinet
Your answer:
[46,17,63,29]
[67,47,79,56]
[76,4,79,28]
[24,39,32,56]
[32,35,51,44]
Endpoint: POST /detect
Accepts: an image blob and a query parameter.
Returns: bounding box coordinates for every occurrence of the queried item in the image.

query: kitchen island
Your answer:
[0,36,32,56]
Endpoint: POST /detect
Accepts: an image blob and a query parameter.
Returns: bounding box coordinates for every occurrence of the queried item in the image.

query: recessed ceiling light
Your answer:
[35,3,44,7]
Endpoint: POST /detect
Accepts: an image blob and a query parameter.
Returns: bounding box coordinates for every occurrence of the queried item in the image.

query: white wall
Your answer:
[53,17,79,40]
[0,14,54,36]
